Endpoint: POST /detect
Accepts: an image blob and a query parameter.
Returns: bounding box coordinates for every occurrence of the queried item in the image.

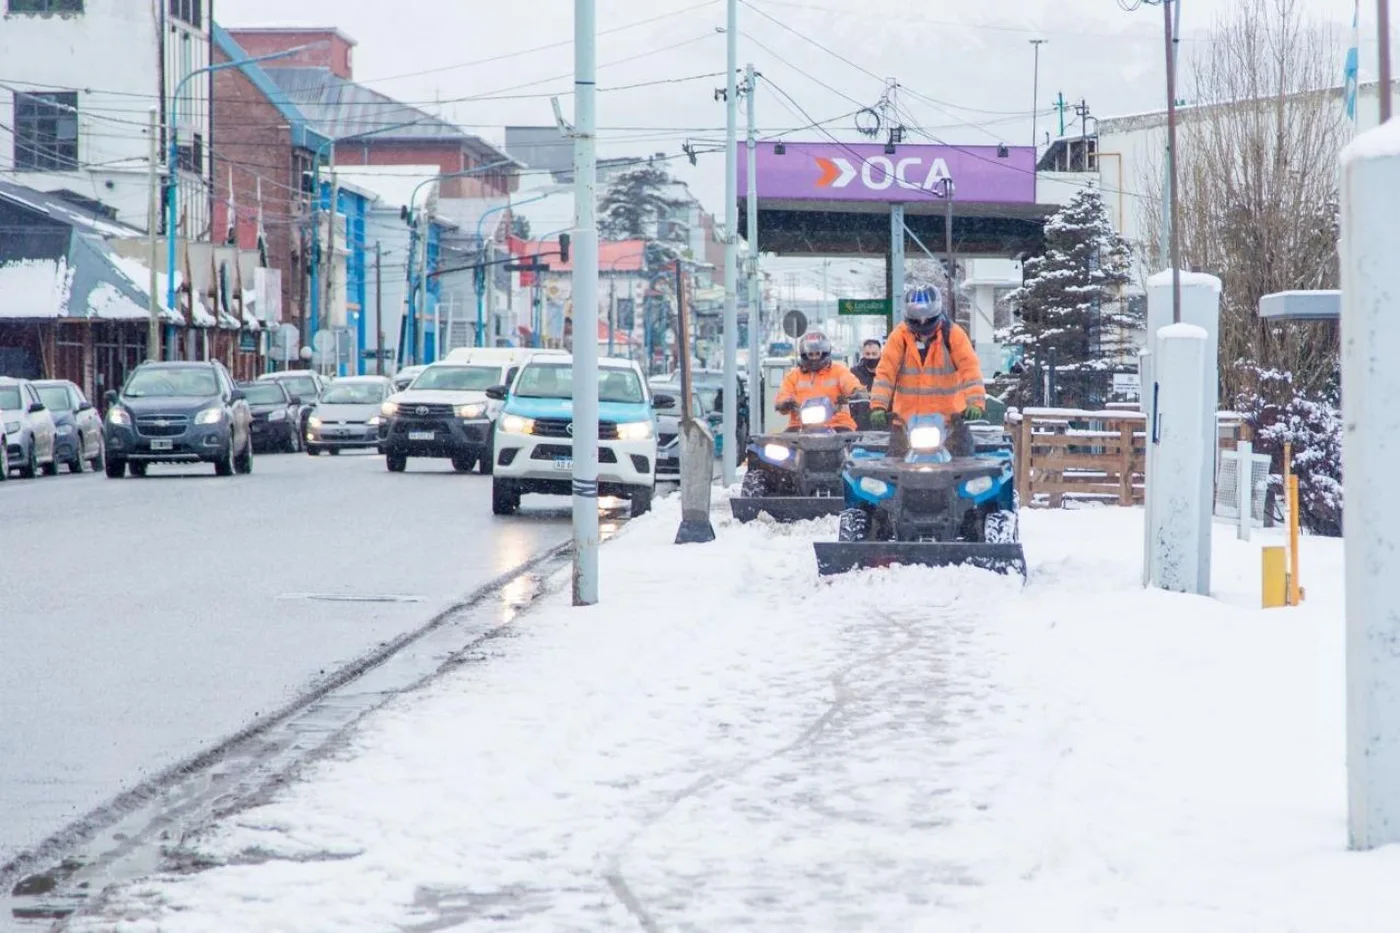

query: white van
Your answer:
[443,347,567,368]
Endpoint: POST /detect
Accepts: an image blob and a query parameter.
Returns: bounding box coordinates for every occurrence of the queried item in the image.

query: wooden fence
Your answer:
[1008,407,1247,508]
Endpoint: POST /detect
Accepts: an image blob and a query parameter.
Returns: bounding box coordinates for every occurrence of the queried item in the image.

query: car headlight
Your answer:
[381,401,399,417]
[908,426,943,450]
[105,409,130,427]
[615,420,652,441]
[4,420,22,434]
[456,402,488,419]
[762,443,792,462]
[963,475,994,496]
[500,414,534,435]
[268,409,286,421]
[367,415,383,426]
[858,476,890,497]
[193,407,224,425]
[308,415,323,428]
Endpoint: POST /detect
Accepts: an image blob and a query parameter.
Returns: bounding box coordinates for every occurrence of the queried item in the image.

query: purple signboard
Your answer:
[737,141,1037,204]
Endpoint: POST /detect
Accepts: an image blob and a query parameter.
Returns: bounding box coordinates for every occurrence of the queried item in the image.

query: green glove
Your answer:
[869,409,888,429]
[964,404,985,421]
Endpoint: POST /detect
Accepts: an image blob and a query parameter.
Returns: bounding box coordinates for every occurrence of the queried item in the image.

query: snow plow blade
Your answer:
[730,497,846,524]
[813,541,1028,578]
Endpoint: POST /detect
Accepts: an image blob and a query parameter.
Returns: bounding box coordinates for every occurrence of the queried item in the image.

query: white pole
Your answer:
[1236,439,1253,541]
[147,106,161,362]
[720,0,739,485]
[1146,322,1209,594]
[572,0,600,606]
[745,63,761,437]
[1341,122,1400,850]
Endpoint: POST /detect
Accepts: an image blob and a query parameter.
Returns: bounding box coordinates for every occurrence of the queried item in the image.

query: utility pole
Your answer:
[1381,0,1393,122]
[941,178,956,321]
[1030,40,1048,149]
[375,241,384,375]
[571,0,600,606]
[1074,98,1092,171]
[607,276,616,357]
[146,107,161,362]
[744,63,761,435]
[1054,91,1068,137]
[1164,0,1183,323]
[417,212,429,362]
[720,0,739,486]
[324,170,339,374]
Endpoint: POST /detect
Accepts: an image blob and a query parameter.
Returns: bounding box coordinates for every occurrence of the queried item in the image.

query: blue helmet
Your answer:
[904,285,946,336]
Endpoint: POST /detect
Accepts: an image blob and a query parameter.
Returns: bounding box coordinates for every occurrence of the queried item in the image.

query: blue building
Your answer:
[310,179,372,375]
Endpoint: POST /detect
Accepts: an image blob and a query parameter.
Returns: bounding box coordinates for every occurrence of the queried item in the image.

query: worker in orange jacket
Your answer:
[775,331,863,432]
[870,285,987,454]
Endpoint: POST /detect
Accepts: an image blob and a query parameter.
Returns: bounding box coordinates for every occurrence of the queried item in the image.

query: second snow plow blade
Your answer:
[730,497,845,524]
[813,541,1028,578]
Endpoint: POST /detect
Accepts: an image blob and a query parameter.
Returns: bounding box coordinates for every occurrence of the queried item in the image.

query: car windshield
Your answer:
[410,366,499,391]
[124,368,218,398]
[37,386,72,411]
[273,376,318,399]
[242,384,287,405]
[515,365,644,403]
[0,387,21,410]
[321,383,387,404]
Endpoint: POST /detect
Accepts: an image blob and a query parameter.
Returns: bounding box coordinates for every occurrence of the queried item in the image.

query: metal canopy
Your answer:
[1258,290,1341,321]
[739,207,1046,258]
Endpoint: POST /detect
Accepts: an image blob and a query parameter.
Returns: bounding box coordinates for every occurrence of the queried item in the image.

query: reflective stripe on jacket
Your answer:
[870,321,987,420]
[775,362,862,431]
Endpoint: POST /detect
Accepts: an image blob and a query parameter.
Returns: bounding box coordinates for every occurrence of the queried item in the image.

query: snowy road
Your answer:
[0,451,575,870]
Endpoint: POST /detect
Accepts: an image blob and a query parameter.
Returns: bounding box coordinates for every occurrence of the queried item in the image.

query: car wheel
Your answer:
[18,443,37,479]
[630,486,653,517]
[104,457,126,479]
[286,425,302,453]
[306,445,323,456]
[215,440,235,476]
[491,478,519,515]
[234,436,254,474]
[129,461,148,478]
[451,453,474,472]
[386,452,408,473]
[68,443,85,474]
[0,440,8,480]
[478,429,495,475]
[328,448,341,456]
[89,440,104,472]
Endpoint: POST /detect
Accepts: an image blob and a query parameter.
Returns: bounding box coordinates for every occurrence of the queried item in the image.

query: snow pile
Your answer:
[86,281,149,321]
[0,259,74,318]
[105,253,216,326]
[70,503,1395,933]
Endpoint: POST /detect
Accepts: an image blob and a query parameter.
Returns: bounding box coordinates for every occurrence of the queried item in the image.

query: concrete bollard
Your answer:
[674,419,716,544]
[1147,323,1210,594]
[1340,120,1400,850]
[1142,271,1222,592]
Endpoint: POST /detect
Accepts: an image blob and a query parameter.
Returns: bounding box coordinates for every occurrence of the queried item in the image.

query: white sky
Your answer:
[222,0,1369,293]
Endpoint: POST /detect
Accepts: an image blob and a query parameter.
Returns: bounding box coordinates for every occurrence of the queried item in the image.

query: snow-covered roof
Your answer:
[0,179,141,239]
[334,166,440,211]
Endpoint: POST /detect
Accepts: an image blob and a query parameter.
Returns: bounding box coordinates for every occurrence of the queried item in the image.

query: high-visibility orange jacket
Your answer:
[870,321,987,420]
[775,362,862,431]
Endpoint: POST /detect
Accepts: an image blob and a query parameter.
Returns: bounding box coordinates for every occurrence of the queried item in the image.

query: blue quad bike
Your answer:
[730,397,889,524]
[813,413,1027,577]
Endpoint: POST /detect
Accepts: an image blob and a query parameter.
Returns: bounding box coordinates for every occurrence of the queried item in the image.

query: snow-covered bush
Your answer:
[1234,364,1342,536]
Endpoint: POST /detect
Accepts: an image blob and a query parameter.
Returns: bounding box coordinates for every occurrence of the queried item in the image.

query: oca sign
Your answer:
[740,141,1037,206]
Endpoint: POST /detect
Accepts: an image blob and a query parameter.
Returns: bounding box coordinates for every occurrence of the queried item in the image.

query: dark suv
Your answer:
[102,361,253,478]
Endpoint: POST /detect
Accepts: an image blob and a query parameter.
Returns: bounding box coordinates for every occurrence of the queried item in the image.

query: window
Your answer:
[6,0,83,12]
[176,133,203,174]
[13,92,78,172]
[168,0,201,27]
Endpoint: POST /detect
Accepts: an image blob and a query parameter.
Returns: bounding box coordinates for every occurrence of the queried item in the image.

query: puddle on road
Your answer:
[277,593,426,604]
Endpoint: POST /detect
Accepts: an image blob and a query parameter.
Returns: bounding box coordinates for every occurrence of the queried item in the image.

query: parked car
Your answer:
[489,356,669,516]
[656,368,749,455]
[391,365,426,393]
[647,381,708,481]
[305,375,393,454]
[0,376,58,478]
[103,361,253,478]
[33,379,104,473]
[257,369,324,439]
[239,381,302,453]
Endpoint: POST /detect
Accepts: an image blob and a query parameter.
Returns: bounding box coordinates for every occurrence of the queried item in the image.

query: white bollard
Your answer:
[1340,121,1400,850]
[1236,439,1253,542]
[1147,323,1210,594]
[675,420,716,544]
[1143,271,1222,592]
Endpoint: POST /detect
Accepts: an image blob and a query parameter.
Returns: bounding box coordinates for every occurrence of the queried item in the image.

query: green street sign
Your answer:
[838,298,891,316]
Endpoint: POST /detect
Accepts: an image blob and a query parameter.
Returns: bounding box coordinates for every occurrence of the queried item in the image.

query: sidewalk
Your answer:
[72,498,1400,933]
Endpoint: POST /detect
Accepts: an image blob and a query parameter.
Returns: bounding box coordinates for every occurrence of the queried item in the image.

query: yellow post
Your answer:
[1262,546,1288,608]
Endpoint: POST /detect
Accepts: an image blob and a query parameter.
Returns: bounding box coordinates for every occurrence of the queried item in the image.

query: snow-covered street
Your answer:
[61,497,1396,933]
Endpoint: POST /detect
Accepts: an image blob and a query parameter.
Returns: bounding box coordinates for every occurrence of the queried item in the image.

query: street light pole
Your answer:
[146,106,161,362]
[941,177,957,321]
[720,0,740,486]
[1380,0,1393,122]
[572,0,601,606]
[1164,0,1183,323]
[1030,39,1048,149]
[744,63,761,434]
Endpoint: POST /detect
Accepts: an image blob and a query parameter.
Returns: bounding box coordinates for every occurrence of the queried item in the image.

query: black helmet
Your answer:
[798,330,832,373]
[904,285,946,338]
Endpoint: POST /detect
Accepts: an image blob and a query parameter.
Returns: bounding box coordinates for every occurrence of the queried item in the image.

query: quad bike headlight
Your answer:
[799,403,829,426]
[762,443,792,462]
[858,476,889,497]
[908,426,943,450]
[963,475,994,496]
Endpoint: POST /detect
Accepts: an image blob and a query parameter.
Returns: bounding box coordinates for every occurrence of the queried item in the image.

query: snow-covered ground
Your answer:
[70,497,1400,933]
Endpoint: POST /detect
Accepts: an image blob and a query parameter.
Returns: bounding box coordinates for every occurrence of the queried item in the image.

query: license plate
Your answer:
[149,439,173,451]
[553,458,573,471]
[408,431,435,441]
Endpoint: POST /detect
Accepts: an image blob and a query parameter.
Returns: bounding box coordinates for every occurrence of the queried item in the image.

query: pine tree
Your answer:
[598,163,685,242]
[1000,184,1133,407]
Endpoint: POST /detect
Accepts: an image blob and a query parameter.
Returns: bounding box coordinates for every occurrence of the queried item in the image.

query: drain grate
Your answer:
[278,593,425,604]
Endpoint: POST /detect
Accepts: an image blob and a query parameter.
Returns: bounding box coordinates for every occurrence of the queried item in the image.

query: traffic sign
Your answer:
[781,309,808,338]
[838,298,892,316]
[505,262,550,273]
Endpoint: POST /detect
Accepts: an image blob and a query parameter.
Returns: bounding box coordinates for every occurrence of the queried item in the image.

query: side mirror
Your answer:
[28,401,44,413]
[230,388,246,402]
[77,400,93,412]
[289,395,303,406]
[652,394,676,410]
[484,385,508,401]
[104,389,118,406]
